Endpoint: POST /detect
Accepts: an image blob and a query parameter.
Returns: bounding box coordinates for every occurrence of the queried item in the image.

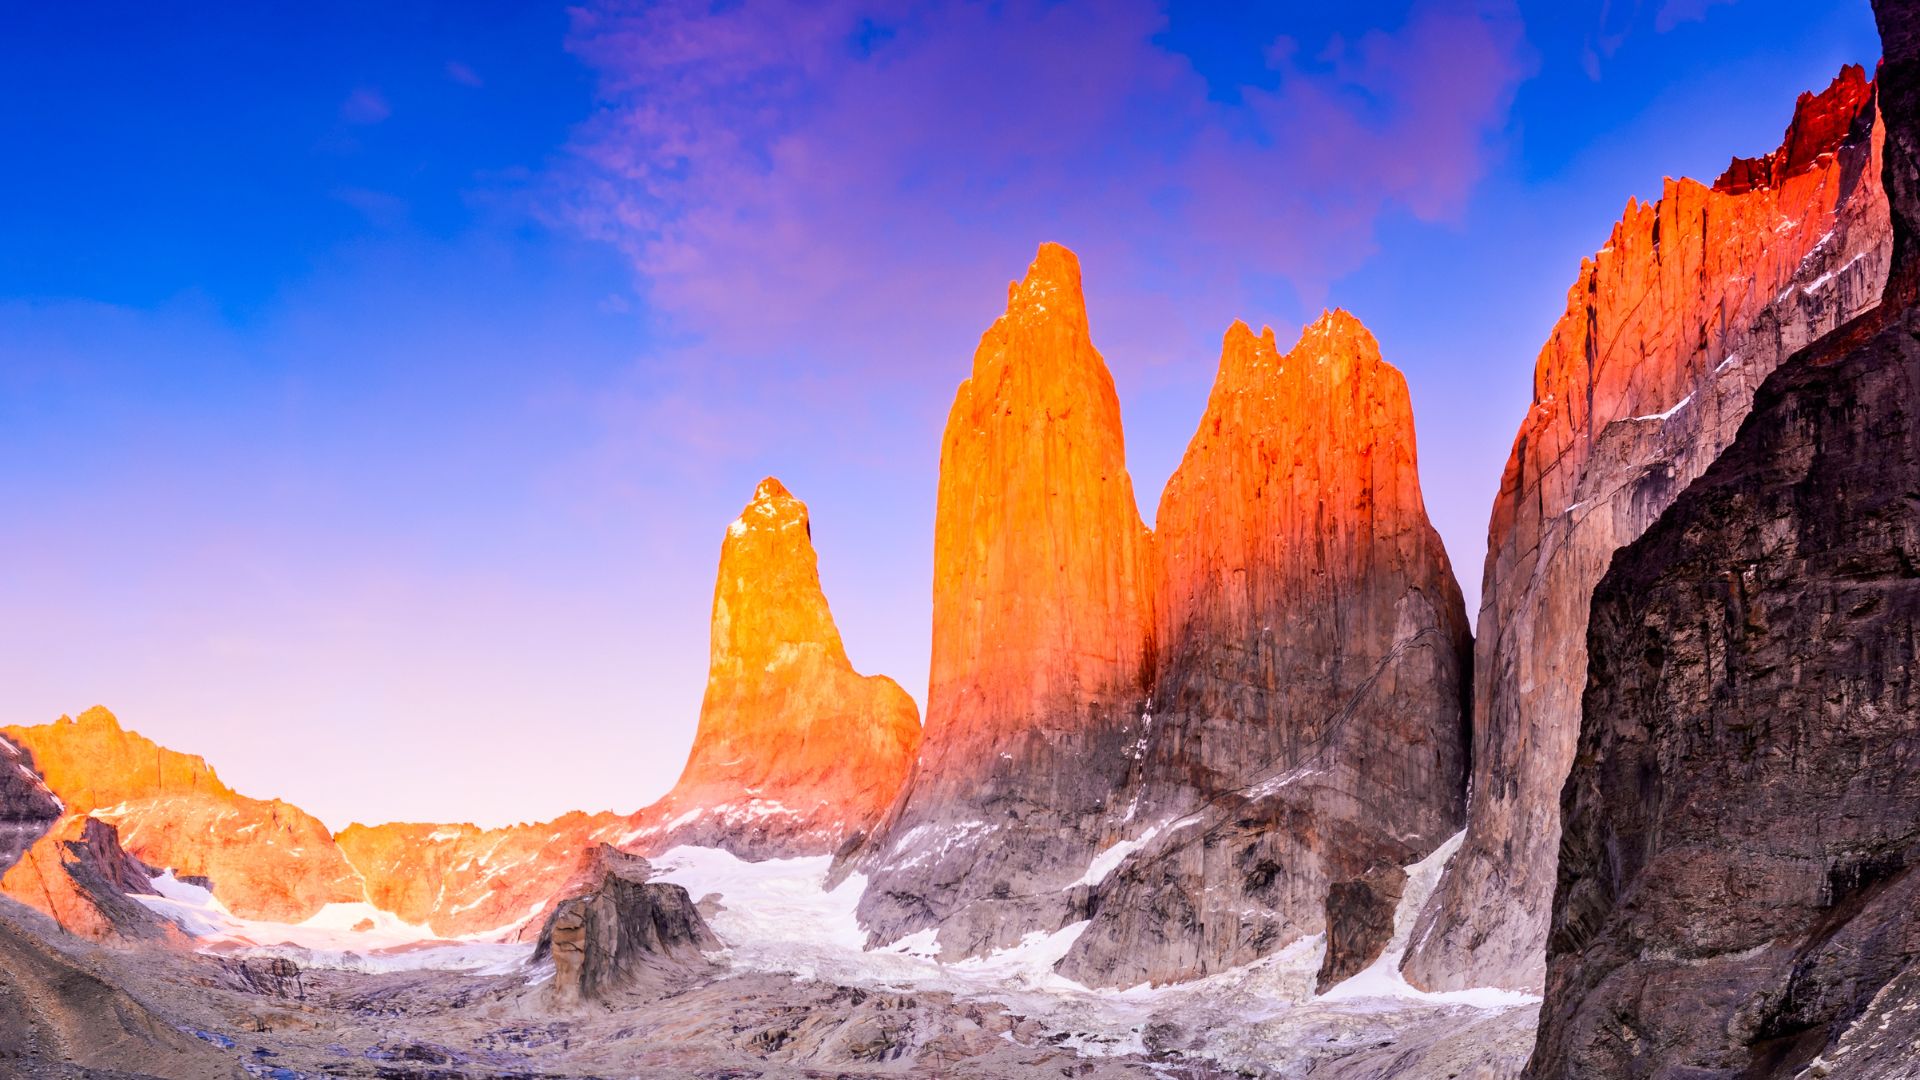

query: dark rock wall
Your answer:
[1528,6,1920,1072]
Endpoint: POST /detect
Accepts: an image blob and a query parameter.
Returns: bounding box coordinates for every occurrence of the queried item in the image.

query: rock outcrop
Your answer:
[3,708,364,923]
[0,735,60,875]
[1527,4,1920,1073]
[0,816,177,944]
[1406,63,1894,992]
[620,477,922,856]
[338,478,920,938]
[531,843,718,1006]
[1055,314,1472,988]
[855,243,1159,958]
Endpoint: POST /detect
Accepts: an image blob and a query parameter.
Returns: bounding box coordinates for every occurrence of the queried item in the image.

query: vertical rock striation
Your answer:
[1526,5,1920,1073]
[856,243,1158,958]
[1406,64,1893,993]
[1056,313,1471,988]
[3,708,363,923]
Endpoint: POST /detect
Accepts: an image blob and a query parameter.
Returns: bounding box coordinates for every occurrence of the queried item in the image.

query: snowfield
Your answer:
[646,831,1538,1063]
[137,871,529,975]
[137,830,1537,1070]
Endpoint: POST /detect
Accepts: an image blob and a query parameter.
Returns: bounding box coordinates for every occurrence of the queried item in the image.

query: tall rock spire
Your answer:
[633,476,923,847]
[1404,65,1892,993]
[1057,312,1472,988]
[341,477,921,937]
[856,242,1158,957]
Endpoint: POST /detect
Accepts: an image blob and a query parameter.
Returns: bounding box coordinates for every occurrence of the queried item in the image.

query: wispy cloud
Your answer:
[444,60,484,88]
[340,86,391,124]
[557,0,1533,366]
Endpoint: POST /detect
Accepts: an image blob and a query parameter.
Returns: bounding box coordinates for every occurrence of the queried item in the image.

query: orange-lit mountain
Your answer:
[338,478,922,938]
[2,708,364,923]
[853,244,1158,957]
[619,477,922,853]
[1404,64,1892,993]
[336,813,621,939]
[1057,313,1472,988]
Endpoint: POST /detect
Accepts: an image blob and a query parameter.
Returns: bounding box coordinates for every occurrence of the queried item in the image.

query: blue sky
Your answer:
[0,0,1884,828]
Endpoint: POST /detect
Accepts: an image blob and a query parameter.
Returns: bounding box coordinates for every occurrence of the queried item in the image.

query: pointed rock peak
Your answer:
[1297,307,1376,349]
[1221,318,1265,348]
[729,476,808,538]
[71,706,123,730]
[751,476,792,503]
[1715,63,1876,194]
[1215,319,1284,386]
[1286,309,1388,385]
[1003,242,1088,331]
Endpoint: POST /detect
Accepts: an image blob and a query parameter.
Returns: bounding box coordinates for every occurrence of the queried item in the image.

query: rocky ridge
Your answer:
[3,707,364,923]
[1405,62,1894,993]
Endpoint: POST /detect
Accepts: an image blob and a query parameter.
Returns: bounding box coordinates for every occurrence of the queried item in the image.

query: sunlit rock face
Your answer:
[340,478,920,939]
[1,815,177,943]
[335,813,623,940]
[856,243,1159,958]
[0,735,61,874]
[621,477,923,856]
[1057,314,1472,988]
[1404,65,1893,994]
[2,708,362,923]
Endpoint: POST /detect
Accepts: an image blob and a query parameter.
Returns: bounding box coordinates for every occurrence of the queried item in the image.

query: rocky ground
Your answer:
[0,852,1540,1080]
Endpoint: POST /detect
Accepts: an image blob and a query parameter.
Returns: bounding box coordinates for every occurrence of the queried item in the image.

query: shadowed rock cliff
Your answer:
[1408,62,1894,993]
[0,816,178,944]
[531,844,718,1006]
[1527,3,1920,1073]
[0,736,60,876]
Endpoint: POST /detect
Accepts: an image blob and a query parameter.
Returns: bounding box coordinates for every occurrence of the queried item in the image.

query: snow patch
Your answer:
[1629,391,1693,423]
[1316,830,1540,1009]
[134,870,533,975]
[1071,816,1198,888]
[648,844,1528,1067]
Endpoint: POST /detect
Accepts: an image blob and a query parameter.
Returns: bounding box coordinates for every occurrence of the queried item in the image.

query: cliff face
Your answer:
[1055,314,1472,988]
[622,478,922,856]
[3,708,364,923]
[1526,5,1920,1073]
[856,243,1159,958]
[0,736,60,874]
[1,816,177,944]
[1406,64,1893,993]
[339,478,919,939]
